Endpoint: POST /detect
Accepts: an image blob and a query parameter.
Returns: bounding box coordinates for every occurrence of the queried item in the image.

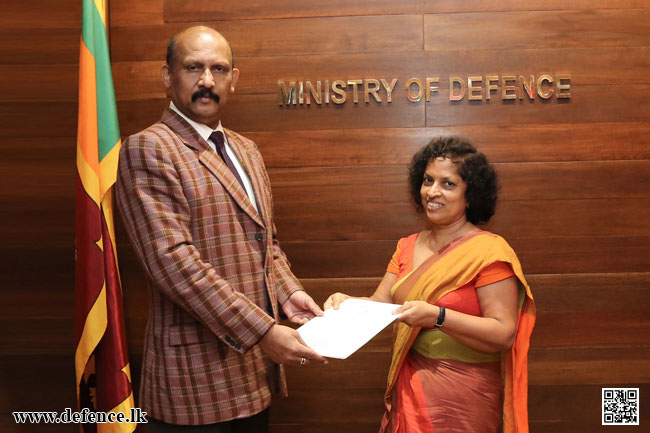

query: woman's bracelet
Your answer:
[434,306,446,328]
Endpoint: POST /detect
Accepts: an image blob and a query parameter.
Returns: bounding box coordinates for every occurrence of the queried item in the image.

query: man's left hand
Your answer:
[282,291,324,325]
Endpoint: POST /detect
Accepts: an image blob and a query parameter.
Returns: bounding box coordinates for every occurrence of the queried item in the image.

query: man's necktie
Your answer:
[209,130,245,189]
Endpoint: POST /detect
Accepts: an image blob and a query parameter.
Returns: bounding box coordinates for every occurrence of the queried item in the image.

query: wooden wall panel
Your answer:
[0,65,78,102]
[0,1,80,430]
[0,102,77,137]
[109,272,650,350]
[424,9,650,50]
[0,137,75,162]
[163,0,650,22]
[112,47,650,101]
[109,85,650,135]
[10,274,650,334]
[1,247,73,293]
[268,384,650,433]
[0,28,79,64]
[116,95,426,135]
[0,356,76,419]
[424,85,650,126]
[0,0,81,28]
[299,273,650,313]
[267,161,650,202]
[109,0,164,26]
[281,237,650,277]
[110,15,423,62]
[2,0,649,432]
[5,273,650,357]
[251,124,650,167]
[271,198,650,241]
[496,161,650,199]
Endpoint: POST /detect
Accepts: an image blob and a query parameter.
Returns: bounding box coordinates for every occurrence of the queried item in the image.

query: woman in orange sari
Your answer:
[325,137,535,433]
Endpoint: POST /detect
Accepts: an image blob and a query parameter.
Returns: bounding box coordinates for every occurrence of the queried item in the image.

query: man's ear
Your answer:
[230,68,240,93]
[162,64,172,89]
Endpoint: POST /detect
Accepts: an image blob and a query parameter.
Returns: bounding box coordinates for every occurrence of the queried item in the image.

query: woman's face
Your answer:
[419,157,468,226]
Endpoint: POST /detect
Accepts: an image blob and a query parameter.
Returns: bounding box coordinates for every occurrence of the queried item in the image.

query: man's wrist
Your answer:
[281,288,304,305]
[257,321,276,347]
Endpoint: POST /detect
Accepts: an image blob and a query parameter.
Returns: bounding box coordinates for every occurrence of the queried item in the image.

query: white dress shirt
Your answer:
[169,102,258,213]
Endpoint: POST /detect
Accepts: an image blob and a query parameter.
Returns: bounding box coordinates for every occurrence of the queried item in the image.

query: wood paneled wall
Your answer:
[1,1,649,432]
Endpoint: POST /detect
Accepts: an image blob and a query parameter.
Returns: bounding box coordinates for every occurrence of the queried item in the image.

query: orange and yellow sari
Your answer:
[380,231,535,433]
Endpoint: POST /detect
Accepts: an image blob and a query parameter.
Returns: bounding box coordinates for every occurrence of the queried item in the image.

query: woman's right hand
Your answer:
[323,292,351,310]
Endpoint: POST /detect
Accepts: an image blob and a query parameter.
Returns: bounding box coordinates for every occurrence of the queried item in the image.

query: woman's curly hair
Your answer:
[408,136,499,225]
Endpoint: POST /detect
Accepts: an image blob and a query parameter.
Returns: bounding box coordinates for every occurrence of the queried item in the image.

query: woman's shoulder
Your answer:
[475,230,508,244]
[473,230,519,260]
[396,232,422,249]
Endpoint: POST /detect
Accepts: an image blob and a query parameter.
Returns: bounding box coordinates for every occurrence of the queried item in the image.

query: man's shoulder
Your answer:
[127,120,174,140]
[123,120,181,149]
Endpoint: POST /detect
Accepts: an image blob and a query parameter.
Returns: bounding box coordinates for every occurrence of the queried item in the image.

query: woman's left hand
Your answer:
[394,301,439,329]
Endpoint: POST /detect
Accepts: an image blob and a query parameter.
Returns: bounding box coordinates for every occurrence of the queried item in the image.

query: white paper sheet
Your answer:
[297,298,402,359]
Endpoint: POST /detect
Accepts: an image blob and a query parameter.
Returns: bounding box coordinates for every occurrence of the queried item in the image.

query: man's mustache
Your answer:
[192,88,220,103]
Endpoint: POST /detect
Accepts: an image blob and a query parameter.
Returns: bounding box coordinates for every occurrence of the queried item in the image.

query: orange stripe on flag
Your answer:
[77,38,99,181]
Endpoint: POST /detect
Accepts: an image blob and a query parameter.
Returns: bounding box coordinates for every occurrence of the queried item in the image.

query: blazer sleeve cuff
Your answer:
[225,309,276,354]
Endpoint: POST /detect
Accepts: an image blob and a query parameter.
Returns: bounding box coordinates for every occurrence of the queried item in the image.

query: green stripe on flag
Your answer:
[81,0,121,162]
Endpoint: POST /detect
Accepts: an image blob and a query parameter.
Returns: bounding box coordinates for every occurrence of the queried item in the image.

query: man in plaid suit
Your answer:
[116,26,326,432]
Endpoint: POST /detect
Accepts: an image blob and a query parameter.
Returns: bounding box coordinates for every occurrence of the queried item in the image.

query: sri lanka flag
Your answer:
[74,0,136,431]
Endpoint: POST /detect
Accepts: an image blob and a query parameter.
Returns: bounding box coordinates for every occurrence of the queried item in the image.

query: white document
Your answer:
[297,298,402,359]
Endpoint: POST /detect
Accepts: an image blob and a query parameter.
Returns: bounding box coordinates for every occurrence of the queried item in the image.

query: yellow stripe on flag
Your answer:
[77,39,101,205]
[75,285,108,390]
[98,391,136,433]
[93,0,107,26]
[101,190,121,283]
[77,142,101,206]
[99,138,121,201]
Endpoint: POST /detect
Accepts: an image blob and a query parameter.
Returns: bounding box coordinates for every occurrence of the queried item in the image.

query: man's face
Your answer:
[162,30,239,128]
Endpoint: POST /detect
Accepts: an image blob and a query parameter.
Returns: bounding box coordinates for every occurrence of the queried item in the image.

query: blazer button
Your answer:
[255,232,264,241]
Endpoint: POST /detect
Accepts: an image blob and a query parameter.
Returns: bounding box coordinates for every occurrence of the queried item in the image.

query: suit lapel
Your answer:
[161,109,264,227]
[225,130,271,225]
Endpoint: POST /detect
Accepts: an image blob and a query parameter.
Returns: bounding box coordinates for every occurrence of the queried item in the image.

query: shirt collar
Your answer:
[169,101,225,142]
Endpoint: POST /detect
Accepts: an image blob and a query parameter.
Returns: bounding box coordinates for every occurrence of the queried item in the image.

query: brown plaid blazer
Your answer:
[115,108,302,425]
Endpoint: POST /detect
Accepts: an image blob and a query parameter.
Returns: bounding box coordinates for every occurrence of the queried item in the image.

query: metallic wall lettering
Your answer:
[278,81,297,106]
[519,75,535,100]
[537,74,554,99]
[381,78,398,103]
[467,76,483,101]
[277,73,572,106]
[502,76,517,100]
[426,77,439,102]
[331,80,347,104]
[324,80,330,104]
[305,81,322,105]
[406,78,423,102]
[364,79,382,103]
[298,81,304,104]
[347,79,363,104]
[485,76,499,100]
[556,74,571,99]
[449,77,465,101]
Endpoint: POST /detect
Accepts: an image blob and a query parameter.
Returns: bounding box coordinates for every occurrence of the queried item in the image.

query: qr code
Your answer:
[602,388,639,425]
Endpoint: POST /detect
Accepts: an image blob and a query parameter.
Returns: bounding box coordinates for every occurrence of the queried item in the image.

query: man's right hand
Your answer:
[259,324,327,366]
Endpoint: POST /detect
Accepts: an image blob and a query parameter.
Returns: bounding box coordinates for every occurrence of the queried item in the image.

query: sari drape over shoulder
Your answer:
[386,231,536,433]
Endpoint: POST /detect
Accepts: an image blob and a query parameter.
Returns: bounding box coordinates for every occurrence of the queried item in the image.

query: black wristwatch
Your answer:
[435,306,446,328]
